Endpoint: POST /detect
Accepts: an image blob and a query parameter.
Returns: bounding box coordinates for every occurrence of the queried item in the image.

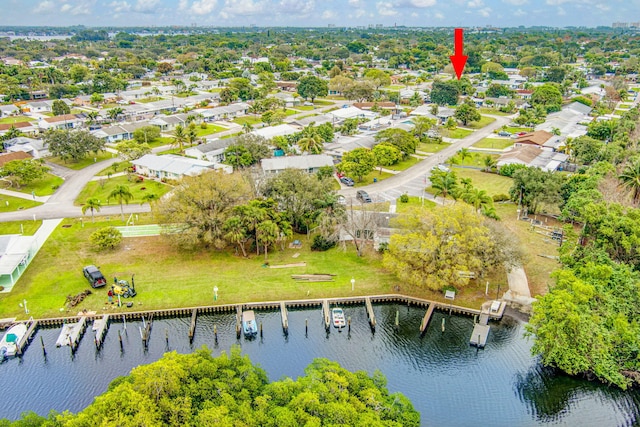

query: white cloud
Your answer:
[109,1,131,13]
[546,0,570,4]
[557,6,566,15]
[178,0,189,10]
[276,0,315,16]
[478,6,491,17]
[60,4,72,12]
[321,10,336,19]
[33,0,55,13]
[434,11,444,19]
[190,0,217,15]
[59,0,95,15]
[467,0,483,7]
[219,0,266,17]
[348,0,364,6]
[502,0,527,4]
[377,1,398,15]
[353,8,366,18]
[513,8,526,16]
[595,3,610,11]
[134,0,160,13]
[407,0,436,7]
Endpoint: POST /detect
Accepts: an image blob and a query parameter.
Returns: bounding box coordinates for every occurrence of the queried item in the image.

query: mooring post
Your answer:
[305,318,308,336]
[68,336,73,356]
[260,321,263,338]
[118,330,123,351]
[214,324,218,344]
[441,317,445,333]
[122,315,126,331]
[395,309,399,329]
[40,336,46,357]
[348,316,351,333]
[165,328,169,345]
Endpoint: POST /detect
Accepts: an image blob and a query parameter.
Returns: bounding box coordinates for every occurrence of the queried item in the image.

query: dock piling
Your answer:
[40,335,46,357]
[395,309,399,330]
[189,308,197,342]
[322,300,330,330]
[419,304,435,334]
[236,305,242,339]
[214,324,218,344]
[365,297,376,330]
[260,321,263,338]
[165,328,169,346]
[280,302,288,335]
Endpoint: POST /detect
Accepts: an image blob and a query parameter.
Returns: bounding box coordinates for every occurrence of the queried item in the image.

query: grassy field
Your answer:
[0,194,42,212]
[478,108,512,116]
[0,218,398,319]
[500,126,532,134]
[466,115,496,130]
[441,128,473,139]
[195,124,227,137]
[95,161,132,176]
[382,156,420,172]
[452,168,513,196]
[314,100,334,106]
[417,142,451,153]
[0,173,64,196]
[48,151,116,170]
[353,170,393,187]
[0,220,42,236]
[75,175,172,206]
[472,138,514,150]
[395,196,436,212]
[233,116,263,126]
[0,115,36,124]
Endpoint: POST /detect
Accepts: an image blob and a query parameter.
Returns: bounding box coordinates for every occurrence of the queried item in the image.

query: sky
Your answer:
[0,0,638,28]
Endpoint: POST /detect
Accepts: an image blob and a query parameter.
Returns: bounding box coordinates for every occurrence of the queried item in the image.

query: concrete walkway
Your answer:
[502,267,536,312]
[0,188,49,203]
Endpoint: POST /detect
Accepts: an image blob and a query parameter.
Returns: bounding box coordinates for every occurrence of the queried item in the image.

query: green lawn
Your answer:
[618,104,632,109]
[441,128,473,139]
[195,124,227,137]
[233,116,263,126]
[75,175,171,206]
[48,151,116,170]
[472,138,514,150]
[0,194,42,212]
[452,168,513,196]
[614,109,626,115]
[353,170,394,187]
[0,115,36,124]
[0,173,64,196]
[313,100,334,106]
[135,97,164,103]
[95,161,132,176]
[381,156,420,172]
[417,142,451,153]
[500,126,532,134]
[294,105,316,111]
[0,219,397,319]
[396,196,436,213]
[466,115,496,130]
[284,109,299,116]
[447,151,499,168]
[0,220,42,236]
[478,108,512,116]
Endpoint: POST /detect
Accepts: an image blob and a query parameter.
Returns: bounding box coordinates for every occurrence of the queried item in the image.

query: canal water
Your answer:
[2,304,639,426]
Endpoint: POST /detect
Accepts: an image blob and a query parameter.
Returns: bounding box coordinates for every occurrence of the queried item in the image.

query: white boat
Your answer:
[332,308,346,329]
[242,310,258,338]
[0,323,27,357]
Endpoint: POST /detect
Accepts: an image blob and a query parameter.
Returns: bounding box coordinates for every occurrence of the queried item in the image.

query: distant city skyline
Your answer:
[0,0,637,28]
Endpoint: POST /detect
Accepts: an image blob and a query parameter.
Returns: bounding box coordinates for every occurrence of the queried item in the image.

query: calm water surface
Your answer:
[2,304,639,426]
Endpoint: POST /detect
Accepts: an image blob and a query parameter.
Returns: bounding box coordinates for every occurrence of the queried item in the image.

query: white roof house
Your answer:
[326,106,375,121]
[0,234,37,288]
[132,154,214,180]
[261,154,334,174]
[3,137,49,158]
[251,124,299,140]
[184,137,236,164]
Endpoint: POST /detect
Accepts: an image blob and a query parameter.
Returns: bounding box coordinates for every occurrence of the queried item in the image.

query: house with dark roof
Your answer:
[513,130,556,150]
[0,122,38,137]
[0,151,32,166]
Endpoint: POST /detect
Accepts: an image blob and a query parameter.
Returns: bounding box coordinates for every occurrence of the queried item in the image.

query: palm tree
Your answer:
[457,148,472,164]
[107,107,124,122]
[109,185,133,221]
[224,216,249,257]
[431,171,458,201]
[483,155,497,172]
[298,135,324,154]
[81,197,101,222]
[140,193,159,214]
[242,123,253,134]
[619,159,640,205]
[185,123,199,147]
[256,220,280,261]
[172,124,187,152]
[86,111,99,126]
[462,187,493,213]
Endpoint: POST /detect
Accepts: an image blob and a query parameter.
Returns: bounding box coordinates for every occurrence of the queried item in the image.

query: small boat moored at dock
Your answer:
[242,310,258,338]
[0,323,28,358]
[332,308,346,329]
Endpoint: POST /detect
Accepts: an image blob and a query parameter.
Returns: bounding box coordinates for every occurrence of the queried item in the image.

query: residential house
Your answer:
[326,106,376,123]
[276,81,298,92]
[353,102,397,111]
[261,154,334,175]
[324,134,377,159]
[194,102,249,122]
[271,92,298,108]
[3,136,49,158]
[0,234,38,288]
[149,113,189,131]
[38,114,84,131]
[515,89,533,100]
[91,122,149,143]
[24,101,51,113]
[291,114,334,128]
[0,122,39,137]
[513,130,557,150]
[0,151,32,166]
[497,145,569,172]
[483,97,527,109]
[536,102,592,139]
[251,124,299,140]
[132,154,214,179]
[184,137,236,164]
[0,104,19,117]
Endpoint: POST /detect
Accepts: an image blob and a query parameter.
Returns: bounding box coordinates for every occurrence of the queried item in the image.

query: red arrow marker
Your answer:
[449,28,468,80]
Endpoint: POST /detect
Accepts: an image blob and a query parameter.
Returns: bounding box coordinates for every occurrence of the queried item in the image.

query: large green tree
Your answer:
[337,148,376,182]
[297,75,328,102]
[430,80,460,106]
[531,84,562,113]
[44,129,105,163]
[0,159,48,188]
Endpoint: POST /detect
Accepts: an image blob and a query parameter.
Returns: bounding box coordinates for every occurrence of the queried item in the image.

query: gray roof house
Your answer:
[132,154,215,180]
[3,136,49,158]
[184,137,236,164]
[91,122,149,143]
[261,154,334,174]
[149,113,189,131]
[194,103,249,122]
[0,104,19,117]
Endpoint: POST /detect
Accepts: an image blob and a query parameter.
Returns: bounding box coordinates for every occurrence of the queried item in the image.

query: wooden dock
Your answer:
[235,305,242,338]
[15,319,37,356]
[55,317,87,349]
[364,297,376,329]
[280,302,288,334]
[470,309,491,348]
[92,315,109,348]
[188,308,197,341]
[322,299,330,329]
[420,304,436,333]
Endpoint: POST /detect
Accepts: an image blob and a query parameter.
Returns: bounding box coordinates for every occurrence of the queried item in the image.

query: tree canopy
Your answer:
[44,129,105,163]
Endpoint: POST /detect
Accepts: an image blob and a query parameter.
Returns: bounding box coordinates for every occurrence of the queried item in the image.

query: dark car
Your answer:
[340,176,355,186]
[83,265,107,288]
[497,131,511,137]
[356,190,372,203]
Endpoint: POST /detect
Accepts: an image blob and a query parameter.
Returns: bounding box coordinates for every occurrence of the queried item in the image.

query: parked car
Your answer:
[83,265,107,288]
[356,190,372,203]
[497,131,511,137]
[337,195,346,205]
[431,164,450,173]
[340,177,355,186]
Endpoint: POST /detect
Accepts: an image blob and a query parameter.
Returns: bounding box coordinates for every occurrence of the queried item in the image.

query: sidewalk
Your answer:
[0,188,49,203]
